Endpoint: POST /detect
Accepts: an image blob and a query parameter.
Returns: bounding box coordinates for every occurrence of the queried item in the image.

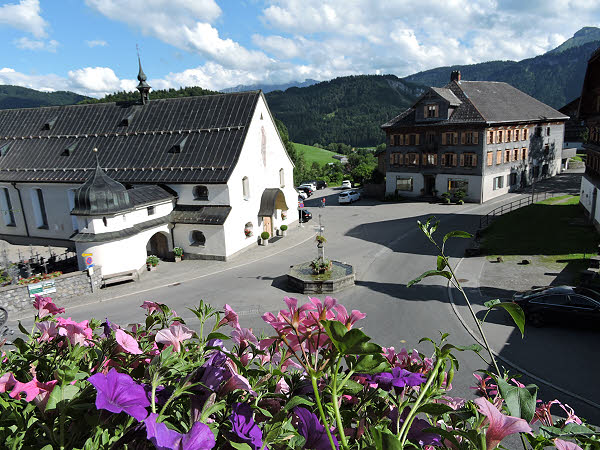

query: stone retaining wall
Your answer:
[0,267,102,315]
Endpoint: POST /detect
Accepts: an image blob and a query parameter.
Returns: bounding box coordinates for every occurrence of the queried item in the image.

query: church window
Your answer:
[31,188,48,229]
[193,185,208,200]
[191,230,206,246]
[242,177,250,200]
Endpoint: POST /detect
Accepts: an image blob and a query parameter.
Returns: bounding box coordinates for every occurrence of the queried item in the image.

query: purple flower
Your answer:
[87,368,150,421]
[389,407,442,447]
[230,403,266,450]
[294,407,339,450]
[144,413,215,449]
[190,351,232,421]
[374,368,426,391]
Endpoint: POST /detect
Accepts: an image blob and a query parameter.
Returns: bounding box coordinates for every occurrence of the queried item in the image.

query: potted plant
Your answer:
[280,224,288,236]
[244,228,253,238]
[146,255,159,271]
[454,188,466,205]
[281,211,287,221]
[441,192,451,204]
[315,235,327,247]
[310,257,332,274]
[173,247,183,262]
[260,231,270,246]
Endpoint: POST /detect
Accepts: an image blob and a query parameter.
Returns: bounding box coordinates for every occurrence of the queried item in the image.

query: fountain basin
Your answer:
[287,260,355,294]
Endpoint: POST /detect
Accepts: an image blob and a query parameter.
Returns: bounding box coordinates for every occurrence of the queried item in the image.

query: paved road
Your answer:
[9,171,600,426]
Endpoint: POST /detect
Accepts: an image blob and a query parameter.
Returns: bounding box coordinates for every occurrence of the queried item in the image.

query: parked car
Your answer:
[338,190,360,204]
[299,181,317,191]
[300,209,312,222]
[296,190,308,200]
[512,285,600,327]
[341,180,352,189]
[308,180,328,190]
[297,186,313,197]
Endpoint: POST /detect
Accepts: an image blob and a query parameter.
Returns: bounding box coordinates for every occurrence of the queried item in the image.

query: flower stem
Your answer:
[398,358,443,446]
[310,373,337,450]
[331,359,349,449]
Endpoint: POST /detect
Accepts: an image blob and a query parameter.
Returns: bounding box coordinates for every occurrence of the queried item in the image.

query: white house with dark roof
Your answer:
[0,63,296,277]
[381,71,569,203]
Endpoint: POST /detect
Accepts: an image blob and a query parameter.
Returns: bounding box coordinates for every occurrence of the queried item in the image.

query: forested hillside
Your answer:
[265,75,426,147]
[0,85,89,110]
[79,86,218,104]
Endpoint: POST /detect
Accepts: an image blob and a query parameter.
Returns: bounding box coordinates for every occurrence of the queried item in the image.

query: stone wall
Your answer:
[0,267,102,316]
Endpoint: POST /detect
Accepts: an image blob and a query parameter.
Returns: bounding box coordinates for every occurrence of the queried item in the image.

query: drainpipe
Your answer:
[11,182,30,237]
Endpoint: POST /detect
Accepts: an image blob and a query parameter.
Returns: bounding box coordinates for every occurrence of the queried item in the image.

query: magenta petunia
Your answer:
[87,368,149,421]
[115,329,143,355]
[144,413,215,449]
[33,295,65,318]
[218,304,240,330]
[475,397,532,450]
[155,324,194,352]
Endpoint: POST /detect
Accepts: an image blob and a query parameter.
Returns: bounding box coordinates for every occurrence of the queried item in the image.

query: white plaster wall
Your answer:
[75,224,170,276]
[224,94,297,257]
[79,200,173,234]
[580,176,595,215]
[385,172,424,197]
[0,183,80,239]
[435,174,483,203]
[482,171,512,202]
[165,184,230,206]
[172,223,226,257]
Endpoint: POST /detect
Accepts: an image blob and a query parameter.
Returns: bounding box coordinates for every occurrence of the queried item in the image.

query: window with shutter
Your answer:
[488,131,494,144]
[472,154,477,167]
[389,154,394,165]
[461,132,466,145]
[453,133,458,145]
[473,131,479,145]
[496,151,502,164]
[459,154,465,166]
[505,150,510,163]
[452,153,457,166]
[487,152,493,166]
[523,129,528,141]
[498,130,503,143]
[523,148,528,160]
[415,134,420,145]
[442,133,447,145]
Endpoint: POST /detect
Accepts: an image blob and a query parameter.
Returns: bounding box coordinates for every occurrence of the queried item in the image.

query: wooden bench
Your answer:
[102,270,139,288]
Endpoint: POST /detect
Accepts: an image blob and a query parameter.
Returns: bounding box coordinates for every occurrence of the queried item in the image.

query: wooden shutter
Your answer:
[459,153,465,166]
[442,133,447,145]
[505,131,509,143]
[415,134,420,145]
[496,151,502,164]
[414,153,420,165]
[487,152,493,166]
[452,153,457,166]
[433,154,438,165]
[453,132,458,145]
[472,154,477,167]
[435,106,439,118]
[523,148,528,159]
[389,153,394,165]
[473,131,479,144]
[424,105,428,117]
[460,132,466,144]
[398,134,403,145]
[398,153,404,165]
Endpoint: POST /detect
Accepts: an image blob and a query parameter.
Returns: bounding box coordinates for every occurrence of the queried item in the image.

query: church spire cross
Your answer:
[136,45,151,105]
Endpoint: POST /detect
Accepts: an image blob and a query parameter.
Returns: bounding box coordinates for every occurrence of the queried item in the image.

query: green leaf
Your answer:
[351,354,390,374]
[443,230,472,244]
[229,443,252,450]
[341,379,364,395]
[18,321,30,336]
[407,270,452,287]
[371,427,403,450]
[484,299,501,308]
[322,320,348,353]
[497,378,538,422]
[45,384,81,411]
[486,301,526,338]
[284,396,314,412]
[205,332,231,342]
[436,255,447,271]
[416,403,454,415]
[422,427,462,449]
[340,329,382,355]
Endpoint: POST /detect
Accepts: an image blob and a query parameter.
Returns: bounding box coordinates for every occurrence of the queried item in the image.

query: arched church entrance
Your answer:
[147,232,170,259]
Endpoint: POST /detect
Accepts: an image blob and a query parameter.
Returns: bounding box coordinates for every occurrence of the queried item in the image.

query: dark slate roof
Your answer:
[0,92,260,184]
[71,216,169,243]
[169,205,231,225]
[128,185,175,208]
[382,81,568,129]
[430,87,462,106]
[72,164,132,215]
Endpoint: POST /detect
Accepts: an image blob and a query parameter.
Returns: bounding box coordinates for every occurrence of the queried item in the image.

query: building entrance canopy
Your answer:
[258,188,288,216]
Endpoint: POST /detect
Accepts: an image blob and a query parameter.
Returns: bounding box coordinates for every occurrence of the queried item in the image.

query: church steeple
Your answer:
[136,47,151,105]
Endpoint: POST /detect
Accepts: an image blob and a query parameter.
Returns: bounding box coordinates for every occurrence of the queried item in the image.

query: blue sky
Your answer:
[1,0,599,97]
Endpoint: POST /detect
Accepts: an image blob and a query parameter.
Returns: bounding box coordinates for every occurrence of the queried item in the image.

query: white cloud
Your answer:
[86,40,108,47]
[14,37,58,52]
[252,35,300,59]
[67,67,137,97]
[0,0,48,38]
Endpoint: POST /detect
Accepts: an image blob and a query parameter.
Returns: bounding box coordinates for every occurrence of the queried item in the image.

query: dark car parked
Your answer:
[309,180,328,190]
[300,209,312,222]
[297,186,313,197]
[512,285,600,327]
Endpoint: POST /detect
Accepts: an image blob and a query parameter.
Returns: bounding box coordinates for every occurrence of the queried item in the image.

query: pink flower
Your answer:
[155,324,193,352]
[56,317,93,346]
[33,295,65,318]
[231,327,258,348]
[36,321,58,342]
[435,396,466,410]
[554,439,583,450]
[275,377,290,394]
[471,373,498,398]
[141,301,162,314]
[33,379,59,411]
[0,372,16,393]
[475,397,532,449]
[218,304,240,330]
[115,329,143,355]
[333,303,366,329]
[9,376,41,402]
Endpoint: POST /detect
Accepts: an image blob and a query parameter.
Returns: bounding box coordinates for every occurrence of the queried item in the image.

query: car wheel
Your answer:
[529,312,544,328]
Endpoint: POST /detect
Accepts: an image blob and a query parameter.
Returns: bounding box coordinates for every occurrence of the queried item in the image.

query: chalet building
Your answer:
[381,71,569,203]
[578,47,600,229]
[0,61,296,277]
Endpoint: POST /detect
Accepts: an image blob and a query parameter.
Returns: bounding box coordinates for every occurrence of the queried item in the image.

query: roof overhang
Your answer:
[258,188,288,216]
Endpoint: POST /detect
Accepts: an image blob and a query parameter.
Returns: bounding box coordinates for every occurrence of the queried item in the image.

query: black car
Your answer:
[309,180,328,190]
[297,186,313,197]
[512,285,600,327]
[300,209,312,222]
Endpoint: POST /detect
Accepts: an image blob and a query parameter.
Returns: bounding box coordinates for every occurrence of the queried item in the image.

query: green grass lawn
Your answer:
[481,195,598,256]
[293,142,339,165]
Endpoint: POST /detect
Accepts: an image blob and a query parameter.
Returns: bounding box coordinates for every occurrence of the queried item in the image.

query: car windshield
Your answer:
[339,193,348,197]
[574,287,600,300]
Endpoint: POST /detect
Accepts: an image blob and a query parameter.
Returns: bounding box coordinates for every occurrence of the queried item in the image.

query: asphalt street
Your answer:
[9,177,600,426]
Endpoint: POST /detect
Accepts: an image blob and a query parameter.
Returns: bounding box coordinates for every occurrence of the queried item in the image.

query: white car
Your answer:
[338,190,360,204]
[296,190,308,200]
[341,180,352,189]
[299,182,317,191]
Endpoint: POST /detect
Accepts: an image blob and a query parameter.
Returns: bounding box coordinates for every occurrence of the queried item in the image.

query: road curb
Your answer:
[447,258,600,410]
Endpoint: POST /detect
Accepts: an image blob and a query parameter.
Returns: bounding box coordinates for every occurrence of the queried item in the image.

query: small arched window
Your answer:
[242,176,250,200]
[193,185,209,200]
[279,168,285,188]
[191,230,206,246]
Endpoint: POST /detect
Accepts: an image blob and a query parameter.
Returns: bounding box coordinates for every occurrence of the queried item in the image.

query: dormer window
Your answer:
[426,104,439,118]
[193,185,208,200]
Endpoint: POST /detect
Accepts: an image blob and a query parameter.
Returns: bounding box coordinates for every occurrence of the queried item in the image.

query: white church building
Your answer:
[0,63,296,277]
